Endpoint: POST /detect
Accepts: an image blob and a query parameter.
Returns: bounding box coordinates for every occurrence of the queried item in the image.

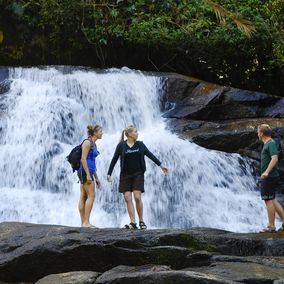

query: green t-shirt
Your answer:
[261,139,279,177]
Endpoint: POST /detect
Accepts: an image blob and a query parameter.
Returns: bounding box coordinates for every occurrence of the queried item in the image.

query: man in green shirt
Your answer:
[258,124,284,232]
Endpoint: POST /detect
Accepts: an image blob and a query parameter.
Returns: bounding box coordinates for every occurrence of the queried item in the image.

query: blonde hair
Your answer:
[258,124,272,137]
[87,124,102,137]
[121,125,136,141]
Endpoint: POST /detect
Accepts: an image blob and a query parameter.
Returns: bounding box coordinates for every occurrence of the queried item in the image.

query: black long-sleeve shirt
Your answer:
[107,140,162,176]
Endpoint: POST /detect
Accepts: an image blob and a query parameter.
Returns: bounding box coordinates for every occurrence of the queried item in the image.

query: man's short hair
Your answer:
[258,124,272,136]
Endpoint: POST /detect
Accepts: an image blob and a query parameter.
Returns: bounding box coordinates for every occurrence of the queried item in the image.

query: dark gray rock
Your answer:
[161,77,284,120]
[0,223,212,282]
[0,79,11,95]
[1,223,284,282]
[188,261,284,283]
[95,265,237,284]
[0,68,9,82]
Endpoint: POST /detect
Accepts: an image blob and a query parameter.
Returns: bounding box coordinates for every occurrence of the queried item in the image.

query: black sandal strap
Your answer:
[139,221,147,229]
[124,222,138,229]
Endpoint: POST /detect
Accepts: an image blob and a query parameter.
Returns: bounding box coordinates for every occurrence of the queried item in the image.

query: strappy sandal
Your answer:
[124,222,138,229]
[139,221,147,230]
[259,226,276,233]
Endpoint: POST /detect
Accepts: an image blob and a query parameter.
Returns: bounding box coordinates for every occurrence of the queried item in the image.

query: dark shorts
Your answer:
[119,171,144,193]
[77,170,94,185]
[258,177,279,201]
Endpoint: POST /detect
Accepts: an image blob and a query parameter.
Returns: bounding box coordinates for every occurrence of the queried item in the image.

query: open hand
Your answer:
[160,165,169,175]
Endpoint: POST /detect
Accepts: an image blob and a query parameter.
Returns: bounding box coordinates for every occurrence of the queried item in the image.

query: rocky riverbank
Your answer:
[1,222,284,283]
[160,73,284,192]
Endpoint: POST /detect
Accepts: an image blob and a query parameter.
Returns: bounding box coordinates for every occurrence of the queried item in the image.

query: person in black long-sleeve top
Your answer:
[107,125,169,230]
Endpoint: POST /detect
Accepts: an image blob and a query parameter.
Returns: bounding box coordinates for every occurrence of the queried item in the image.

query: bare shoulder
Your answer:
[82,139,91,147]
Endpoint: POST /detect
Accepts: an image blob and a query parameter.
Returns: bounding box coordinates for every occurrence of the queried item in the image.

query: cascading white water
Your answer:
[0,66,268,232]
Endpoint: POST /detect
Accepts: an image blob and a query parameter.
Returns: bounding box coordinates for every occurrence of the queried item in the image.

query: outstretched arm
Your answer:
[143,142,169,174]
[107,142,122,177]
[143,142,162,166]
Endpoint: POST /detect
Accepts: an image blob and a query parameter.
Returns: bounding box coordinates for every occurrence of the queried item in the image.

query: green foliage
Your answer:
[0,0,283,95]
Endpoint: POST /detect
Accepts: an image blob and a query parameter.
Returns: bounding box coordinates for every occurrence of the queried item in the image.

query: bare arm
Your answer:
[261,155,278,179]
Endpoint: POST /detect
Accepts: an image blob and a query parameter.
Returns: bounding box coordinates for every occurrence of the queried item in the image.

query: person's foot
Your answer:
[124,222,138,229]
[139,221,147,230]
[82,223,97,228]
[259,226,276,233]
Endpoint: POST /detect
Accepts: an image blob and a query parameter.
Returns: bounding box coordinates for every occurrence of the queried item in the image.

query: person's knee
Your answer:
[80,192,88,201]
[134,194,141,203]
[124,194,132,203]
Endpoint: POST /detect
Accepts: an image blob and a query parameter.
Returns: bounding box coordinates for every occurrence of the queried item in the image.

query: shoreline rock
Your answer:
[1,222,284,283]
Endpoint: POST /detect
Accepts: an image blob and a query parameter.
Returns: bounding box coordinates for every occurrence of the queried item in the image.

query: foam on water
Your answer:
[0,67,268,232]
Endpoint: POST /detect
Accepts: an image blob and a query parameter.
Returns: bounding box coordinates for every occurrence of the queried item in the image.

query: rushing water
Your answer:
[0,66,268,232]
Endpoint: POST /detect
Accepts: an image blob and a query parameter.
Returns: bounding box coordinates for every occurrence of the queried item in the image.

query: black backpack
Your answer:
[66,139,89,172]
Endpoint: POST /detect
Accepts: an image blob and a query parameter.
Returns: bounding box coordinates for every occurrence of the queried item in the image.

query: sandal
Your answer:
[124,222,138,230]
[139,221,147,230]
[259,226,276,233]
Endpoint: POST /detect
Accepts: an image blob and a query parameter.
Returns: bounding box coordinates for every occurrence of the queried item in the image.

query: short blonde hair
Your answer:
[258,124,272,136]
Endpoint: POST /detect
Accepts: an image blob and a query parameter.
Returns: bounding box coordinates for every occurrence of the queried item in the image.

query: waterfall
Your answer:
[0,66,268,232]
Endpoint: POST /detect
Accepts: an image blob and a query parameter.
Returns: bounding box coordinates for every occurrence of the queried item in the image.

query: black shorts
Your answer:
[77,170,94,185]
[258,177,279,201]
[119,171,144,193]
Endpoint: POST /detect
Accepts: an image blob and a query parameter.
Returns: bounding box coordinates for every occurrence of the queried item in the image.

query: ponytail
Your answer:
[121,129,126,141]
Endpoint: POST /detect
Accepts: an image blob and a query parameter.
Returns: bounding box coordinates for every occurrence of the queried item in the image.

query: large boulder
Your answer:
[161,77,284,120]
[1,223,284,282]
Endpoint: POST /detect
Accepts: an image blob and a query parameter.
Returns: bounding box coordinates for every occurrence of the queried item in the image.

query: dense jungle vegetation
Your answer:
[0,0,283,95]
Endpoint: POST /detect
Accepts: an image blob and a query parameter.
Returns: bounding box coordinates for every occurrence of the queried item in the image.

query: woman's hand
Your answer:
[86,173,92,184]
[107,175,112,182]
[160,165,169,175]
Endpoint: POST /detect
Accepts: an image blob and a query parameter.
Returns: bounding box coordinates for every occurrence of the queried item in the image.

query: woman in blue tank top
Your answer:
[78,124,102,228]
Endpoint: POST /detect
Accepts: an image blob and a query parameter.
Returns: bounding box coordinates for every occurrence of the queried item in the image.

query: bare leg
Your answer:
[133,190,143,222]
[265,200,276,228]
[123,192,135,223]
[272,199,284,223]
[78,184,87,226]
[82,182,95,227]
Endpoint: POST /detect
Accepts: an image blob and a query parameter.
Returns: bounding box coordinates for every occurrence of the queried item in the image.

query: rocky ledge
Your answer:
[1,222,284,283]
[160,74,284,192]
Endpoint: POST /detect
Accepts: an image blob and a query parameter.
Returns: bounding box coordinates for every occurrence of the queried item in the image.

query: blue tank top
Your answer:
[79,141,100,174]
